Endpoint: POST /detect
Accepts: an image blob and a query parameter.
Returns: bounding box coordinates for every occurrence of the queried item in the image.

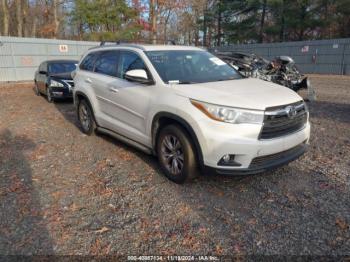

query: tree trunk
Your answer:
[163,9,171,43]
[216,1,222,46]
[203,0,209,47]
[1,0,9,36]
[23,0,30,37]
[32,17,37,37]
[279,0,285,42]
[194,28,199,46]
[53,0,60,38]
[16,0,23,37]
[259,0,267,43]
[150,0,157,44]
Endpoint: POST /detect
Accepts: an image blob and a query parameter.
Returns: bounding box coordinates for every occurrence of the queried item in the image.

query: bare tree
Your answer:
[16,0,23,37]
[259,0,267,43]
[150,0,157,43]
[53,0,60,38]
[1,0,9,36]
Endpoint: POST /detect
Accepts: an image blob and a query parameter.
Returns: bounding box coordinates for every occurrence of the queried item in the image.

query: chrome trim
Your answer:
[259,101,307,140]
[264,102,305,116]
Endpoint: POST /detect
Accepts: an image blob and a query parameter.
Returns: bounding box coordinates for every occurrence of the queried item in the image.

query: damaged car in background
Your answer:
[213,51,317,101]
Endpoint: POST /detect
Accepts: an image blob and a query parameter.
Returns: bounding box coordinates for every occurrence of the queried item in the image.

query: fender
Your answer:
[151,112,204,169]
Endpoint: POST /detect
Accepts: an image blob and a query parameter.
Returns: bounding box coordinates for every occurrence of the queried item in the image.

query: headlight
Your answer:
[191,99,264,124]
[50,80,64,87]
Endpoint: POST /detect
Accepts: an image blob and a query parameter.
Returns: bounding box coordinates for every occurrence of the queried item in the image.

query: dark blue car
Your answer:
[34,60,78,102]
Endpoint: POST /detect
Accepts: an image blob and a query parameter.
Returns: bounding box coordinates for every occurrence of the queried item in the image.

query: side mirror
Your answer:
[39,70,47,75]
[71,70,77,79]
[124,69,153,85]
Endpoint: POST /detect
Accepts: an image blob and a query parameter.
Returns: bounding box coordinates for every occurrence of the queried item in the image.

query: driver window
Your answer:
[118,51,147,79]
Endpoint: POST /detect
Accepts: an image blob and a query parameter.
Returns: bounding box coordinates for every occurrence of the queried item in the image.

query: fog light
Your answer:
[218,154,241,167]
[223,154,230,163]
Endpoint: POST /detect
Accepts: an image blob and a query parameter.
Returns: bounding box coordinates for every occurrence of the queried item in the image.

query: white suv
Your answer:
[73,43,310,183]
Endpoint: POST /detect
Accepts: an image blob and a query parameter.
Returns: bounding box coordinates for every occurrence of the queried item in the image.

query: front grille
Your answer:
[260,101,307,139]
[249,142,306,169]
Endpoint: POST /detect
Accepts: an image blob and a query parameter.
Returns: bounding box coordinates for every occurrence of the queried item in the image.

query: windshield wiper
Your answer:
[216,78,237,82]
[178,81,198,84]
[167,80,198,84]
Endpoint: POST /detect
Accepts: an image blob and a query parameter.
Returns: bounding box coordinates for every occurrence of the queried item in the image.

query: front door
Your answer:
[100,50,153,146]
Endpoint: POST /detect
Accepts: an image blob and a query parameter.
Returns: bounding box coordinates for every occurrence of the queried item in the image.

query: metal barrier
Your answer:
[210,38,350,75]
[1,36,350,81]
[0,36,97,82]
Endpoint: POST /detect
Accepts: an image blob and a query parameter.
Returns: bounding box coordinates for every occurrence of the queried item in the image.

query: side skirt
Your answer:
[96,127,153,155]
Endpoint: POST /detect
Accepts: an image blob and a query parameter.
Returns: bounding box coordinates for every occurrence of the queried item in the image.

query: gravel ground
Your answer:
[0,75,349,257]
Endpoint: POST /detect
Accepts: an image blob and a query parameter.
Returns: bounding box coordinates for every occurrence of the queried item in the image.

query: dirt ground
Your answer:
[0,75,349,257]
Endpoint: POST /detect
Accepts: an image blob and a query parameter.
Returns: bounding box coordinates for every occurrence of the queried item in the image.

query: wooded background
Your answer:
[0,0,350,46]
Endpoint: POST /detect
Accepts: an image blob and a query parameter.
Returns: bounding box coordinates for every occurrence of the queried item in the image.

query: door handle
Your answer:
[108,87,119,93]
[85,78,92,84]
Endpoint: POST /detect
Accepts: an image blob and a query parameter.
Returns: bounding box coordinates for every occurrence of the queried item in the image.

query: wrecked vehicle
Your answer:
[214,52,316,101]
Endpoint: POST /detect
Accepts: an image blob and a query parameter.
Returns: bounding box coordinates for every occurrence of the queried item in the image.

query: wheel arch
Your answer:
[74,91,98,125]
[151,112,204,169]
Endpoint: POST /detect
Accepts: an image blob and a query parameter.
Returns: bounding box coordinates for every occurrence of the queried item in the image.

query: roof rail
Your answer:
[99,39,176,46]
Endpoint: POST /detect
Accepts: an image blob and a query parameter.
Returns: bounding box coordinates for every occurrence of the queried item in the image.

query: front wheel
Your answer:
[46,87,54,103]
[157,125,198,184]
[34,82,40,96]
[78,99,96,135]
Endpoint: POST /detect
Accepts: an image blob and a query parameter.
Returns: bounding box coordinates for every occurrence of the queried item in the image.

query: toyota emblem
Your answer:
[285,105,297,118]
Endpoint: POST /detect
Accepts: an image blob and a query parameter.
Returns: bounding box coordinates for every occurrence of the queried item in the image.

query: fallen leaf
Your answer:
[95,226,109,234]
[335,218,348,230]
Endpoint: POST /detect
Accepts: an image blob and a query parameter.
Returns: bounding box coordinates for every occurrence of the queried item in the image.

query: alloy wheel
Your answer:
[47,88,52,102]
[79,103,91,131]
[160,135,184,175]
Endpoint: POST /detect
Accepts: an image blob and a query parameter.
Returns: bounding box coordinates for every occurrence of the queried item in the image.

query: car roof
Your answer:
[89,44,204,52]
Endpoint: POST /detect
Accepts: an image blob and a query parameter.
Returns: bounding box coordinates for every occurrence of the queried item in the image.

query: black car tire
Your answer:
[34,82,40,96]
[157,124,198,184]
[78,99,96,135]
[46,87,54,103]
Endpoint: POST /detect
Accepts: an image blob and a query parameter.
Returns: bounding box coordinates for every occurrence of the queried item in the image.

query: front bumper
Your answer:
[203,142,307,175]
[50,87,73,99]
[194,116,310,174]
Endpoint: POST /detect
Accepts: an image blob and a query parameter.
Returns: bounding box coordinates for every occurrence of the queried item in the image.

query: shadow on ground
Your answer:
[0,129,54,255]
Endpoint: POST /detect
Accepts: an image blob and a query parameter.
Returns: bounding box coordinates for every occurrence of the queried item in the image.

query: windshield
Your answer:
[145,50,241,84]
[48,62,77,74]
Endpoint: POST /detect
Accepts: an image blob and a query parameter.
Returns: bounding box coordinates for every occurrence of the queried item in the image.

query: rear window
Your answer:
[80,53,97,71]
[48,62,76,74]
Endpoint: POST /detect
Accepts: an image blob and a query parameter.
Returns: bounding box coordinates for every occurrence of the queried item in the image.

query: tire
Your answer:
[77,99,96,135]
[34,82,40,96]
[46,87,54,103]
[157,124,198,184]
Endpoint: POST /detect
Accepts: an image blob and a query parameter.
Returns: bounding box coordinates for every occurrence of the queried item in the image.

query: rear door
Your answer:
[88,50,120,130]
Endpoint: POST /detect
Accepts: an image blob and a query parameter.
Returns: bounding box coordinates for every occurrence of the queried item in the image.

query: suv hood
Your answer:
[173,78,302,110]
